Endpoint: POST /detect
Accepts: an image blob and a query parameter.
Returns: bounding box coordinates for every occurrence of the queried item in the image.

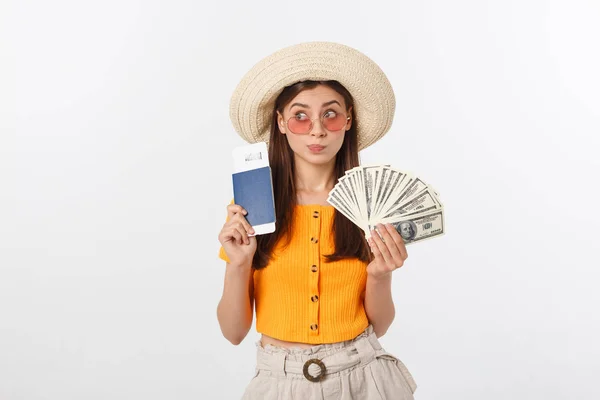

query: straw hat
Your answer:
[229,42,396,151]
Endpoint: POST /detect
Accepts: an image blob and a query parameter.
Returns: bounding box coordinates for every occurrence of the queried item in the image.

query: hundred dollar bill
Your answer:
[380,187,442,222]
[377,172,420,219]
[327,191,354,222]
[384,209,445,244]
[349,170,368,226]
[336,176,359,212]
[398,176,428,203]
[361,165,384,222]
[372,167,406,220]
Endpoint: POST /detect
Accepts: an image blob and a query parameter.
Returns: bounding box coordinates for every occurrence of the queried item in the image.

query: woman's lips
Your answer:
[308,145,325,153]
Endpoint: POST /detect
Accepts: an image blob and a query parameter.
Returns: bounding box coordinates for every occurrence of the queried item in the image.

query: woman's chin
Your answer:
[301,153,336,166]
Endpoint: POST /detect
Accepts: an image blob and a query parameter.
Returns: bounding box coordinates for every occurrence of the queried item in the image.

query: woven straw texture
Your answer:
[229,42,396,151]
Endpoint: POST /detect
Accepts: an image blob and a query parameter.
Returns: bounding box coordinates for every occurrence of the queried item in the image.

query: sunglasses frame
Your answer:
[284,112,351,135]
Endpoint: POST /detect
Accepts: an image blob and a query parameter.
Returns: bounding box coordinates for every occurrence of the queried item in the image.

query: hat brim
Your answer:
[230,42,396,151]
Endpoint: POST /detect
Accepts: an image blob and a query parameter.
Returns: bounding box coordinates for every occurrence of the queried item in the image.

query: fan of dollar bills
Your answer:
[327,165,445,244]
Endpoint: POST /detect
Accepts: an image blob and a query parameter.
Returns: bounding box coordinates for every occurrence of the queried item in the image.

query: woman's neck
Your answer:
[294,157,336,204]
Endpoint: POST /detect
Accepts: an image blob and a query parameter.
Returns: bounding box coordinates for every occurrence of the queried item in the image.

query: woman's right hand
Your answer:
[218,203,257,267]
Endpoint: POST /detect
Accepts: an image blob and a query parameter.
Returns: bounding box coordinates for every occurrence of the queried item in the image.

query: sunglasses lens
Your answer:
[323,113,347,131]
[287,118,312,134]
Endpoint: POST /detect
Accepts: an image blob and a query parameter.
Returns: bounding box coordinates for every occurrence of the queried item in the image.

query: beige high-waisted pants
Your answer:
[241,325,417,399]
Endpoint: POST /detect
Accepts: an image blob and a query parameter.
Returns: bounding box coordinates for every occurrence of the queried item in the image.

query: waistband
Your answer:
[255,325,391,382]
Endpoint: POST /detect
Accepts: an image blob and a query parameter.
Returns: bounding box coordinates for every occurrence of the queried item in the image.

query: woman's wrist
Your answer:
[366,270,393,284]
[226,260,253,272]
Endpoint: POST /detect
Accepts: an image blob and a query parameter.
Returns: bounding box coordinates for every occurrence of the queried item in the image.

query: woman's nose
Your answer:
[310,118,326,137]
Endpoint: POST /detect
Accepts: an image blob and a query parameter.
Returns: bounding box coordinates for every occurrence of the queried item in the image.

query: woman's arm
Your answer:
[216,203,257,345]
[364,273,395,337]
[217,262,254,345]
[364,223,409,338]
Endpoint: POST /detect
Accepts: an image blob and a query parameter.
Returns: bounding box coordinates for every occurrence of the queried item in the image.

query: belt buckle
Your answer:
[303,358,326,382]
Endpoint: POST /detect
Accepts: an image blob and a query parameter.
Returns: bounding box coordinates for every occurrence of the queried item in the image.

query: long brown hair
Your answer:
[252,80,372,270]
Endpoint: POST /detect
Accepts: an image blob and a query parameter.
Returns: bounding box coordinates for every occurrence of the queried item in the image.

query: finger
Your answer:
[218,225,236,244]
[224,213,254,236]
[220,222,250,246]
[232,213,255,235]
[371,227,393,266]
[231,228,243,245]
[367,237,382,260]
[236,223,250,245]
[226,204,247,219]
[377,224,404,267]
[382,223,408,262]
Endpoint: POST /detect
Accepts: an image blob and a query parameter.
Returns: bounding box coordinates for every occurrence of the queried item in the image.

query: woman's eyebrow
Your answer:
[289,102,309,110]
[288,100,342,110]
[322,100,341,108]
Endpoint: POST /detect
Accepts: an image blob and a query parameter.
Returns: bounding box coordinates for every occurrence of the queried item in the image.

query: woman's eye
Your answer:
[323,110,337,119]
[294,113,308,120]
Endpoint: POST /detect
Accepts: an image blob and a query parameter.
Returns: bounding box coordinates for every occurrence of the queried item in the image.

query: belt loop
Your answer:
[269,352,287,377]
[353,334,376,366]
[367,329,383,352]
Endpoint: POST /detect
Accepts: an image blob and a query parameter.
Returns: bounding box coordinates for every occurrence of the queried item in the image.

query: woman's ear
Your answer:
[276,111,286,134]
[345,106,353,131]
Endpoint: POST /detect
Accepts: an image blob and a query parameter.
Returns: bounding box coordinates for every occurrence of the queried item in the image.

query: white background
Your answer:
[1,0,599,399]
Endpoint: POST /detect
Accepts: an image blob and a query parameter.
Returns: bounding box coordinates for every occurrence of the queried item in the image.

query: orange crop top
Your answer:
[219,205,370,344]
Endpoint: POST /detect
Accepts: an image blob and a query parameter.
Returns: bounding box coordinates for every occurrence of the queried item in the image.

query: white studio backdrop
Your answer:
[1,0,599,399]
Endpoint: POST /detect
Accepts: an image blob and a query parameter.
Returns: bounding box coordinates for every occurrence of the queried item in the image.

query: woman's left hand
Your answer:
[366,223,408,280]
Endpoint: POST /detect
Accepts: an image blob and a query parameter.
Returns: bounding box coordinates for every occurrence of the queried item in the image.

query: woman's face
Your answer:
[277,85,352,166]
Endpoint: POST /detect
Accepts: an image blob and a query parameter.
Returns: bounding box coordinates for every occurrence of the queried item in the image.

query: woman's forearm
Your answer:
[364,273,395,337]
[217,262,254,345]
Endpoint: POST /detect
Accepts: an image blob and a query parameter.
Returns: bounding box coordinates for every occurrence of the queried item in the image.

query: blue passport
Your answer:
[232,166,276,234]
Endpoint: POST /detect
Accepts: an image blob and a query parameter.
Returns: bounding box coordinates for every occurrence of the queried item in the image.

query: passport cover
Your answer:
[232,166,276,227]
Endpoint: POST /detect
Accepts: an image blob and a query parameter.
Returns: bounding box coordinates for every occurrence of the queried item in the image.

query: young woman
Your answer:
[217,42,417,399]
